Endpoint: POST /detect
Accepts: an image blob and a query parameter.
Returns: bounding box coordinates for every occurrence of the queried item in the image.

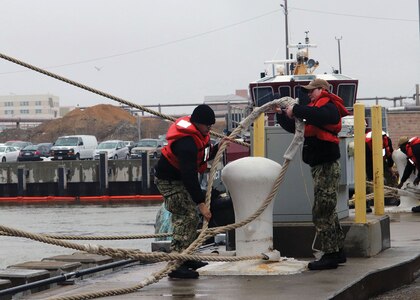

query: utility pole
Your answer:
[137,114,141,140]
[335,36,342,74]
[281,0,289,75]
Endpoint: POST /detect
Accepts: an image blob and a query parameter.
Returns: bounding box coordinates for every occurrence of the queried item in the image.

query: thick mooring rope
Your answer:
[49,97,301,300]
[0,231,171,240]
[0,98,301,300]
[0,52,249,147]
[348,181,399,205]
[0,51,302,300]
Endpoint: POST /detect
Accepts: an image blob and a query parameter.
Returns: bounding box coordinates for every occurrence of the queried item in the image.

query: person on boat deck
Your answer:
[276,78,349,270]
[365,131,398,212]
[396,136,420,213]
[155,104,218,279]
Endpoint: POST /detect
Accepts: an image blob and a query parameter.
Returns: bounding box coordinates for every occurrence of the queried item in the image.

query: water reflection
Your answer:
[0,204,161,269]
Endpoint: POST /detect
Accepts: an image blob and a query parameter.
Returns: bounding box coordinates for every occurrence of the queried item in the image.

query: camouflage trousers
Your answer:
[155,179,199,253]
[311,160,345,253]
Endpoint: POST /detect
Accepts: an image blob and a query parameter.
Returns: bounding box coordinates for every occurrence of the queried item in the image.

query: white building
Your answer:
[0,94,60,129]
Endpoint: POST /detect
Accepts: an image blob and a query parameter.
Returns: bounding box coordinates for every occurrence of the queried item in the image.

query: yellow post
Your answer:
[253,114,265,157]
[371,105,385,215]
[353,103,367,223]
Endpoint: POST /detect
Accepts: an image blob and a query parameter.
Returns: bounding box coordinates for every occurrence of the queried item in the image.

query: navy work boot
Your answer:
[331,248,347,264]
[183,260,208,270]
[412,205,420,213]
[308,249,346,270]
[168,265,199,279]
[308,256,338,270]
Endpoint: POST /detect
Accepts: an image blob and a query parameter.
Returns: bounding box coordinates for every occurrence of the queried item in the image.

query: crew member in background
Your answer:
[365,131,398,212]
[277,78,349,270]
[154,104,218,279]
[396,136,420,213]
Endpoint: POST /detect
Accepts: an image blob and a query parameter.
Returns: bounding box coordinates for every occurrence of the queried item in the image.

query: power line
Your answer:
[0,9,282,75]
[0,7,417,76]
[291,7,417,22]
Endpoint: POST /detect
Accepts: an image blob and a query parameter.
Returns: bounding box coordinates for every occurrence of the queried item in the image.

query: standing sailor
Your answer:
[155,104,217,278]
[277,78,349,270]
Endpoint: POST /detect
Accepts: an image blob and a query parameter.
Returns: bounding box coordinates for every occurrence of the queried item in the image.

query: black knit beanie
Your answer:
[190,104,215,125]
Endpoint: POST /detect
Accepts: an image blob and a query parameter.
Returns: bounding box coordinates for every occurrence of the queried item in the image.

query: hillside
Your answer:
[0,104,226,143]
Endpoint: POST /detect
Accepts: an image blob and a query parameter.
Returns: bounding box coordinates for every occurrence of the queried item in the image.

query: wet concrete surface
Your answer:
[18,212,420,300]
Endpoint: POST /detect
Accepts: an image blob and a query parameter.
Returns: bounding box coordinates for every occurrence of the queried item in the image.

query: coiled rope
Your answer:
[348,181,399,206]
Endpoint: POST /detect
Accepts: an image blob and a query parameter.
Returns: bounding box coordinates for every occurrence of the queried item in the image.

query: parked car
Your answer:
[0,146,20,162]
[50,135,98,160]
[4,140,33,150]
[17,143,53,161]
[93,140,129,160]
[130,138,164,159]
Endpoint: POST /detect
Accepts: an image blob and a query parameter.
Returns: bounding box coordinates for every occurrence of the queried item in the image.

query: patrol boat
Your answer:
[248,32,358,125]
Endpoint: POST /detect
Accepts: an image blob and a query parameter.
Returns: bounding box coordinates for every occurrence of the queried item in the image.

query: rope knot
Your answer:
[84,243,101,253]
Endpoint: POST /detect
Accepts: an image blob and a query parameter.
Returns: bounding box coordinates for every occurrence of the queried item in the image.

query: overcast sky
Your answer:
[0,0,419,115]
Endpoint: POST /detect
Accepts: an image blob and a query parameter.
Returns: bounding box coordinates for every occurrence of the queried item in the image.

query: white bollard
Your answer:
[221,157,282,256]
[392,150,420,210]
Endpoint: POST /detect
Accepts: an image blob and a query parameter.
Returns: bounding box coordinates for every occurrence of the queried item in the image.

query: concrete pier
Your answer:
[273,214,390,258]
[8,261,82,278]
[0,157,159,198]
[0,252,131,299]
[0,212,416,299]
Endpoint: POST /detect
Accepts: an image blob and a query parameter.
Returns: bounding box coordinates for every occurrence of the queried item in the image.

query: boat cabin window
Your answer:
[278,86,291,97]
[337,84,357,108]
[253,87,273,106]
[294,86,311,106]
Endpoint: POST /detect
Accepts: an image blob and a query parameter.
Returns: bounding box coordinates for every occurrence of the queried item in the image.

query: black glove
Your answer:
[397,182,404,189]
[414,177,420,186]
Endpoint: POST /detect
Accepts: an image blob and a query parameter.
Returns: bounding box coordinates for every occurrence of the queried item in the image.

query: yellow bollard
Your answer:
[353,103,367,223]
[253,114,265,157]
[371,106,385,215]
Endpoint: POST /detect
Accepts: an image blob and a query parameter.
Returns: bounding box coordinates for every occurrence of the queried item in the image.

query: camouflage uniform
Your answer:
[156,179,199,253]
[311,160,345,253]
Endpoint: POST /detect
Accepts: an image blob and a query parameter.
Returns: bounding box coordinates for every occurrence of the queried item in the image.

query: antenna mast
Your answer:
[281,0,289,75]
[335,36,343,74]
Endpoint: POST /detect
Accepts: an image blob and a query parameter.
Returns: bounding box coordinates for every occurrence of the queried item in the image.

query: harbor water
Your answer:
[0,203,161,269]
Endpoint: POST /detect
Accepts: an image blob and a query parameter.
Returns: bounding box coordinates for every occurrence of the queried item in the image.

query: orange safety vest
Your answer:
[365,131,393,158]
[161,116,211,174]
[304,91,349,144]
[405,137,420,166]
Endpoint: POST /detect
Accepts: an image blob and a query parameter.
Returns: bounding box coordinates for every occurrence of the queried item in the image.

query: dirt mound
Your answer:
[0,104,226,144]
[0,105,171,143]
